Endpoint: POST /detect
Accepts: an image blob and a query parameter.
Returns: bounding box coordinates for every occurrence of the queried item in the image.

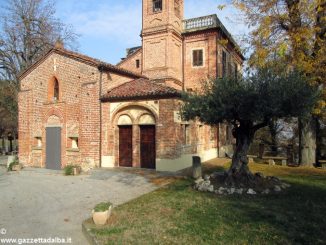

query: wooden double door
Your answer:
[119,125,156,169]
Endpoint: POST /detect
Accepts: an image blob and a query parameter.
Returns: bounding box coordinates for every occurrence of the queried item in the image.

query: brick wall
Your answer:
[117,49,142,74]
[184,31,218,91]
[18,52,138,168]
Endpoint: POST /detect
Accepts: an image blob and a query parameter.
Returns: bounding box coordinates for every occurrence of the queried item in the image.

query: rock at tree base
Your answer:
[194,171,291,195]
[247,188,257,195]
[262,189,270,194]
[274,185,282,192]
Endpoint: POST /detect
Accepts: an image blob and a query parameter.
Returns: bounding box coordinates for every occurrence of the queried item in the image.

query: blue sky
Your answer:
[55,0,249,64]
[1,0,248,65]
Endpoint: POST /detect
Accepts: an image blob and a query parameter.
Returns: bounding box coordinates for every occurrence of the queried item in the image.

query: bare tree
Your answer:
[0,0,78,82]
[0,0,78,134]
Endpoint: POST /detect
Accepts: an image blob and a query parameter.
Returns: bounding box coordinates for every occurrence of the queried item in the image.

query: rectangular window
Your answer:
[35,137,42,148]
[228,62,232,77]
[136,59,140,68]
[234,62,238,79]
[192,49,204,67]
[222,51,227,77]
[210,127,216,141]
[72,138,78,149]
[185,125,190,145]
[198,125,203,143]
[153,0,162,12]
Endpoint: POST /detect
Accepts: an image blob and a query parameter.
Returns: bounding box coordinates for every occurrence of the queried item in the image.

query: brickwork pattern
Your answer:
[19,0,244,171]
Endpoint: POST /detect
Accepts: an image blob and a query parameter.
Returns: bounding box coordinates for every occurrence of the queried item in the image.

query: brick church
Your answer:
[18,0,244,171]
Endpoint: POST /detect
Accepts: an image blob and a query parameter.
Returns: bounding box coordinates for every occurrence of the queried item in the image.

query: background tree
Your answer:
[182,68,318,184]
[232,0,326,166]
[0,0,78,136]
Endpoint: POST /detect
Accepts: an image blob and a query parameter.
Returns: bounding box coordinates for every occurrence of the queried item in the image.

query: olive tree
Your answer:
[182,68,319,184]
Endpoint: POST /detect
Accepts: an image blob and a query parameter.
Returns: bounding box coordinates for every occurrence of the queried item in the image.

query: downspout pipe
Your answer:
[98,65,104,168]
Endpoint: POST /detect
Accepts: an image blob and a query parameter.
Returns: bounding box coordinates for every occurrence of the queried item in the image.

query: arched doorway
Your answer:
[114,105,157,169]
[139,114,156,169]
[118,115,133,167]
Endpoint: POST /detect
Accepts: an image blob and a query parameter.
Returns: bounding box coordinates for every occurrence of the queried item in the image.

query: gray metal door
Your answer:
[46,127,61,170]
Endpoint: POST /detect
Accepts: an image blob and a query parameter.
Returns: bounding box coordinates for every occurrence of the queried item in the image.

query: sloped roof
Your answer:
[101,78,181,102]
[18,47,146,80]
[117,47,142,66]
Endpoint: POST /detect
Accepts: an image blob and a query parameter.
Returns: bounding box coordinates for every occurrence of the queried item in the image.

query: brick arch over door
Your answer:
[43,108,64,125]
[111,102,158,125]
[42,110,65,169]
[112,105,157,169]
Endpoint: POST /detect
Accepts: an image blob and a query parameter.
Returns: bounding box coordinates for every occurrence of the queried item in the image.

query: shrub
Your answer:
[64,165,74,175]
[7,157,19,171]
[64,165,81,175]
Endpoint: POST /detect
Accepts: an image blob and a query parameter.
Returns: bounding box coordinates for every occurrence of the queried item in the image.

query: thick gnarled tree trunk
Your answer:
[226,121,255,185]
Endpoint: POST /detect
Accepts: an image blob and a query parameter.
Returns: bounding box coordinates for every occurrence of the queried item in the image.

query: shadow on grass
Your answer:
[182,177,326,244]
[88,162,326,245]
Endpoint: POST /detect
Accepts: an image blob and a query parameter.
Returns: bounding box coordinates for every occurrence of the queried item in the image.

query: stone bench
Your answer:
[319,160,326,169]
[247,155,257,163]
[262,156,287,166]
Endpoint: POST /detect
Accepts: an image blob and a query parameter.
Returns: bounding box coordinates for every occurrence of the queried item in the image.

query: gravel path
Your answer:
[0,167,157,244]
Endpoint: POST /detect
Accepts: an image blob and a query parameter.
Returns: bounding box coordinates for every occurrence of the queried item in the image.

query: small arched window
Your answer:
[54,79,59,101]
[48,77,60,102]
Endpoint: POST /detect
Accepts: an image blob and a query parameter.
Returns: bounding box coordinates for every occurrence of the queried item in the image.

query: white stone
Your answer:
[204,175,210,181]
[274,185,282,192]
[281,183,291,188]
[198,185,205,192]
[203,180,211,187]
[235,188,243,194]
[228,188,235,194]
[262,189,270,194]
[218,187,226,195]
[247,188,256,195]
[208,185,214,192]
[194,178,204,185]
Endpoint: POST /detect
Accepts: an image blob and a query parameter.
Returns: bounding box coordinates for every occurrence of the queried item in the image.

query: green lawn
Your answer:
[88,162,326,245]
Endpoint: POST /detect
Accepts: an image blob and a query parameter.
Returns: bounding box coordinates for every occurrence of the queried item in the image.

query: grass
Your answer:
[94,202,112,212]
[89,162,326,245]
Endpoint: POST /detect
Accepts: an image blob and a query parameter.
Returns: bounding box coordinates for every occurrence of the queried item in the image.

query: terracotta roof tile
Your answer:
[101,78,181,102]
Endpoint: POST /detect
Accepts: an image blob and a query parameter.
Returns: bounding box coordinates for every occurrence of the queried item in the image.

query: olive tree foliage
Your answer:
[182,68,319,181]
[0,0,78,133]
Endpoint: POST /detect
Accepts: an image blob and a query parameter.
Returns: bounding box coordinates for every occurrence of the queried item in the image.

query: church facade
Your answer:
[18,0,244,172]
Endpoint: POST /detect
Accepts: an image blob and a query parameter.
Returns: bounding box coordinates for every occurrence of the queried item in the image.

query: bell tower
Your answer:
[142,0,184,89]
